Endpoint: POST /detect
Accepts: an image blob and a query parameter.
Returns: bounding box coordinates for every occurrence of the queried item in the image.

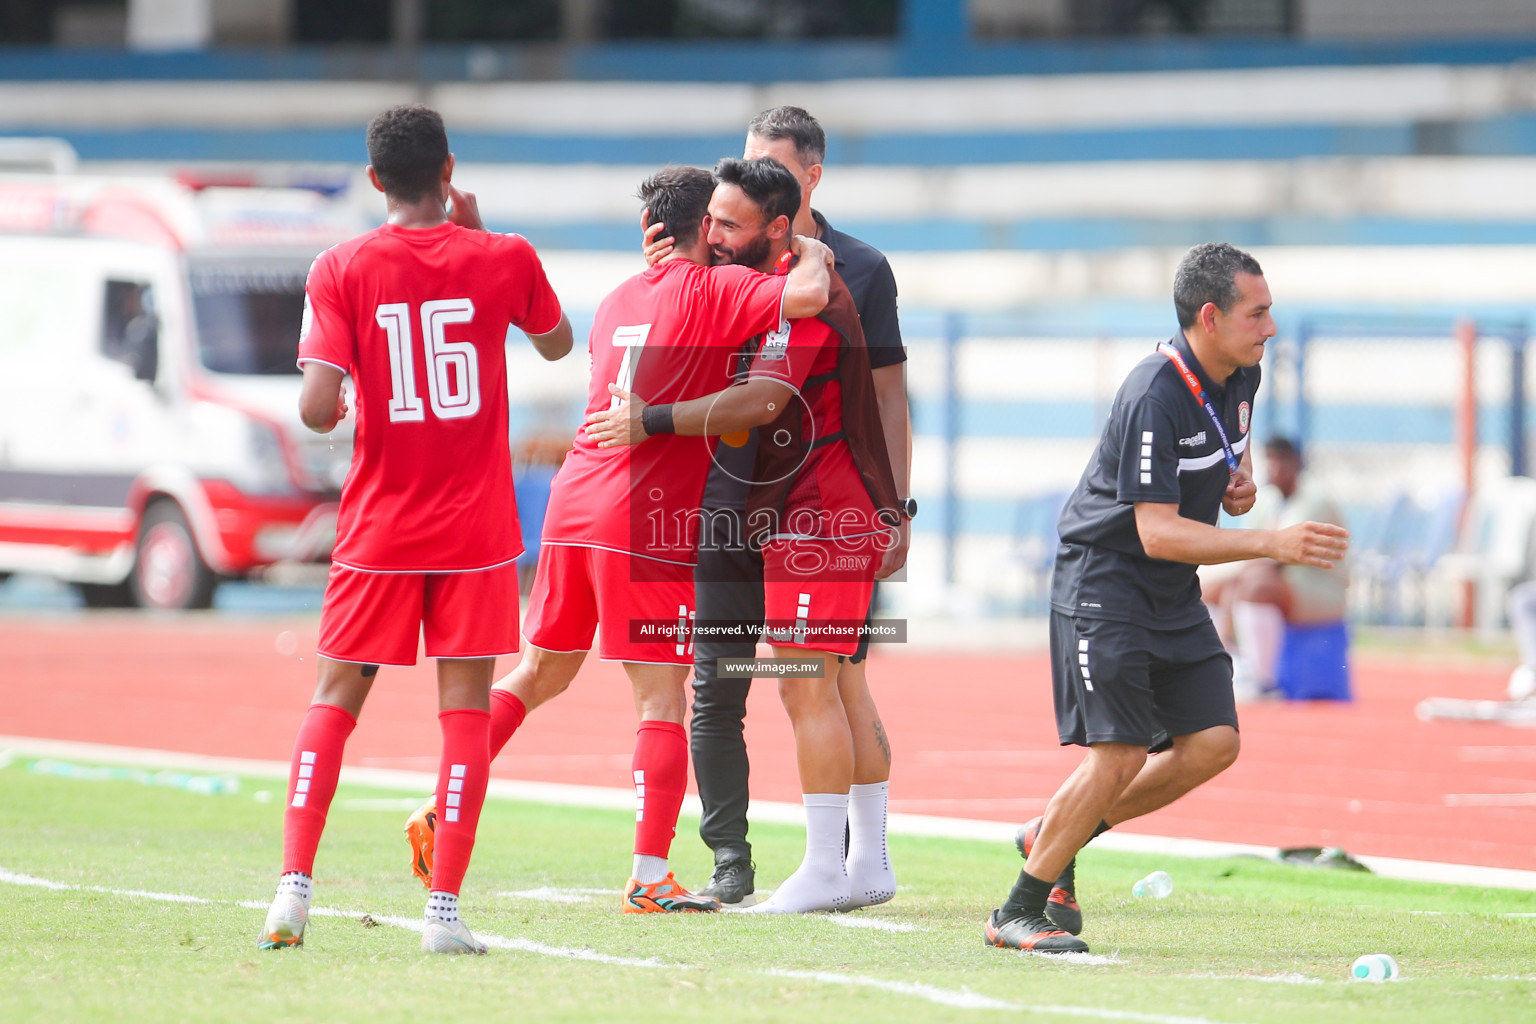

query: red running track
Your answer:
[2,615,1533,870]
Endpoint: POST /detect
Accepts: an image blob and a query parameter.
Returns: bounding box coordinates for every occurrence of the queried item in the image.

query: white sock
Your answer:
[632,854,669,885]
[844,781,895,909]
[275,871,311,907]
[744,793,850,914]
[425,890,459,923]
[1233,600,1285,687]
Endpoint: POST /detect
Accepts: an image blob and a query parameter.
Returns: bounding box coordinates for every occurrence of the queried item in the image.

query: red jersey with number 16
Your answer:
[297,222,563,573]
[539,259,786,563]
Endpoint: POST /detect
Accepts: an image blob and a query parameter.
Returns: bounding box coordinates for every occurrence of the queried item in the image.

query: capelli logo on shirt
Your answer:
[1178,431,1207,447]
[760,319,790,361]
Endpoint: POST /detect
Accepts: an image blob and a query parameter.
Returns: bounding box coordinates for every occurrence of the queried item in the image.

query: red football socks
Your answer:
[281,703,357,876]
[430,707,491,896]
[631,720,687,858]
[488,688,527,760]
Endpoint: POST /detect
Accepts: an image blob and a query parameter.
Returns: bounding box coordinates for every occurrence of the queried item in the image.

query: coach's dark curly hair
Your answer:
[637,166,714,251]
[366,104,449,204]
[1173,242,1264,329]
[712,157,800,228]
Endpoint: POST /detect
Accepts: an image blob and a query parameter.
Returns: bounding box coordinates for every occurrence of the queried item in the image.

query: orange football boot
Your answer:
[621,873,721,914]
[405,797,437,888]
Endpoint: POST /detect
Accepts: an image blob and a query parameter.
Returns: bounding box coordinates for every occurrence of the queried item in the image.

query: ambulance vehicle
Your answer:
[0,175,362,608]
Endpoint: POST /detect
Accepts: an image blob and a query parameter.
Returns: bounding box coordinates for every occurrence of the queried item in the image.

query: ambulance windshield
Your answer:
[189,261,308,376]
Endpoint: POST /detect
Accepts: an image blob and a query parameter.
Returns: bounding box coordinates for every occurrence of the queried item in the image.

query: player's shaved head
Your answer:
[637,165,714,251]
[1173,242,1264,329]
[712,157,801,227]
[747,106,826,167]
[366,104,450,204]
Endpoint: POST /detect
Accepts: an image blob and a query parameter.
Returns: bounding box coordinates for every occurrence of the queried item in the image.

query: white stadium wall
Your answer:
[5,61,1536,133]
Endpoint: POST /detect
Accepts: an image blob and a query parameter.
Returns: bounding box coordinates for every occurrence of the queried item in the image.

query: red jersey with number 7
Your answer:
[297,221,563,572]
[538,258,787,564]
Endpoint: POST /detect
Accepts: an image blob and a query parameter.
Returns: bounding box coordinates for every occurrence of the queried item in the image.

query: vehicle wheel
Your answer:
[131,499,218,610]
[75,581,134,608]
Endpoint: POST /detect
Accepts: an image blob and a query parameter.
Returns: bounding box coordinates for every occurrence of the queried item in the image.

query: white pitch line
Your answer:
[5,867,1250,1024]
[767,972,1237,1023]
[496,890,922,931]
[763,969,1018,1010]
[0,867,213,903]
[0,868,72,891]
[822,915,920,932]
[361,912,672,967]
[7,734,1536,892]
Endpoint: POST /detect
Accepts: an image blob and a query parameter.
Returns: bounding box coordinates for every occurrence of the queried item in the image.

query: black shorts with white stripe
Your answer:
[1048,610,1237,749]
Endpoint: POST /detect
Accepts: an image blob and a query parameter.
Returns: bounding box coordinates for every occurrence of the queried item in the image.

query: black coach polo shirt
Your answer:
[1050,334,1260,629]
[812,210,905,370]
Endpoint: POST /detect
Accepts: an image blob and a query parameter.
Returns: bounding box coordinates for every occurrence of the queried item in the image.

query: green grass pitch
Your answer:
[2,758,1534,1024]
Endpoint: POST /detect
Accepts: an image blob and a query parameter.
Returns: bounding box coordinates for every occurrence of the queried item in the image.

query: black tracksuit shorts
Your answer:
[1050,609,1238,750]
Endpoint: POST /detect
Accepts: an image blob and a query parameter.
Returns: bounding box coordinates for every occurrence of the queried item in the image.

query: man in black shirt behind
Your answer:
[985,243,1349,953]
[644,106,911,906]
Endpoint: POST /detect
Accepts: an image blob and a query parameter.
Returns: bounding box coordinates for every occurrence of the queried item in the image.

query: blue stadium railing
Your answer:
[21,115,1536,169]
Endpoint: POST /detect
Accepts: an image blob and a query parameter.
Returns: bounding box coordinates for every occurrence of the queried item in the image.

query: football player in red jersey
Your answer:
[642,107,908,909]
[403,165,837,914]
[258,105,573,955]
[588,157,898,914]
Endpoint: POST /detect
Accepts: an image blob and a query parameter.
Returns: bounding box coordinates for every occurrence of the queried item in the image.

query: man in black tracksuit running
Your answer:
[983,242,1349,953]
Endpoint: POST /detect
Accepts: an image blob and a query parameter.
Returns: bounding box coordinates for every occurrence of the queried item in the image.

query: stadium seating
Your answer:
[1428,476,1536,630]
[1003,489,1070,615]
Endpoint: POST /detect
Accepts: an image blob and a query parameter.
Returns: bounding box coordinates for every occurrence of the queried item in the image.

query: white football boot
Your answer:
[257,890,309,949]
[421,913,487,955]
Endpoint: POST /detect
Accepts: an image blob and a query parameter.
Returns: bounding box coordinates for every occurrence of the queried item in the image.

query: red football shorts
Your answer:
[317,562,520,666]
[521,543,695,665]
[762,533,882,656]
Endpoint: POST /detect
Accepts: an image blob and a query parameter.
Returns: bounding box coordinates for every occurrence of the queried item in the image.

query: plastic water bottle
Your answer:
[1132,870,1173,898]
[1350,954,1400,982]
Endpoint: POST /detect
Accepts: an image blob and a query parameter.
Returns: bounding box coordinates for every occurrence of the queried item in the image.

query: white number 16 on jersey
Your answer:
[376,299,481,423]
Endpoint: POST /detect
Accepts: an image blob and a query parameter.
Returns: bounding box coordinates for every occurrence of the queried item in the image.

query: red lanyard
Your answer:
[1157,343,1239,477]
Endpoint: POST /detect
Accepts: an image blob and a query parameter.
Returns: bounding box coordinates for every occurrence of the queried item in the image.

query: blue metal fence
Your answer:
[912,309,1533,614]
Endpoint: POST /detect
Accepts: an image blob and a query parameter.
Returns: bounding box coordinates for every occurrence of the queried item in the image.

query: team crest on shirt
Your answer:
[760,318,790,361]
[1238,402,1251,433]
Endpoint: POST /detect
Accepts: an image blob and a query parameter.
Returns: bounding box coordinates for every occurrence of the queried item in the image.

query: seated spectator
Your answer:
[1207,437,1349,698]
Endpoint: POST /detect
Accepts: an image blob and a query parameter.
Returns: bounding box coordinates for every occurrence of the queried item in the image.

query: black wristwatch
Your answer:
[897,497,918,520]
